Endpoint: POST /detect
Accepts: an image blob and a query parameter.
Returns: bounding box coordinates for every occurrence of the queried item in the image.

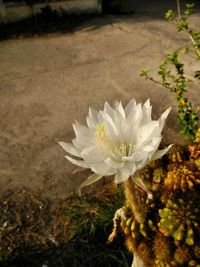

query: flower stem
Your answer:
[124,176,146,223]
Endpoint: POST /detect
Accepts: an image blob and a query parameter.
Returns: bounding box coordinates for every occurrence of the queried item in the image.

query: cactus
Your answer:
[195,128,200,143]
[116,130,200,266]
[153,233,173,266]
[174,245,191,264]
[165,163,200,191]
[158,198,199,245]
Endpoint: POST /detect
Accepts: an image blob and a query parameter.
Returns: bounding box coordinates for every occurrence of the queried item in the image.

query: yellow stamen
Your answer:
[94,123,134,159]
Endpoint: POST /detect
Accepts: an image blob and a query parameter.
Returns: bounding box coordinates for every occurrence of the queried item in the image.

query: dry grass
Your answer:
[0,184,131,266]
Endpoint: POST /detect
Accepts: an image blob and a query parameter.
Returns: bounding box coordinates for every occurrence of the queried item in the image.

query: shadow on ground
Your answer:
[0,0,199,41]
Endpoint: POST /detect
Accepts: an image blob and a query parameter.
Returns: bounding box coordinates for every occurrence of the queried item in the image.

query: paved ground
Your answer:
[0,0,199,199]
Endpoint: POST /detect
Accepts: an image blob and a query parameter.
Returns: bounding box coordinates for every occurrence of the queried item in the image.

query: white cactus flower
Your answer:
[59,99,172,191]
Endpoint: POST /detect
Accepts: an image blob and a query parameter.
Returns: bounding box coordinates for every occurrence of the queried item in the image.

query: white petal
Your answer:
[159,107,171,131]
[142,99,152,124]
[72,123,93,150]
[114,171,129,183]
[79,173,103,195]
[91,163,116,176]
[73,123,93,139]
[135,157,149,171]
[132,254,146,267]
[127,102,143,127]
[103,102,115,120]
[73,135,94,151]
[113,106,127,139]
[64,155,87,168]
[151,144,173,160]
[86,107,99,129]
[141,137,162,153]
[105,158,124,169]
[124,123,138,144]
[104,122,119,142]
[116,101,126,119]
[58,141,81,157]
[72,138,91,151]
[99,111,118,137]
[125,99,137,116]
[143,143,157,152]
[144,99,150,107]
[81,146,105,164]
[116,162,136,183]
[137,121,160,143]
[152,136,162,147]
[122,151,145,162]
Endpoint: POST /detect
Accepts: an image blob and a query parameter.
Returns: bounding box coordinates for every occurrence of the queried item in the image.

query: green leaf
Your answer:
[165,9,174,20]
[140,68,149,77]
[176,19,188,31]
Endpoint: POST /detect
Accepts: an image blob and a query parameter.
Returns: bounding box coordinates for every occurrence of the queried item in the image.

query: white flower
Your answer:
[59,99,172,190]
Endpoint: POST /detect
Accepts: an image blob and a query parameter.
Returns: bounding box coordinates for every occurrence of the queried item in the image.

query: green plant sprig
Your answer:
[140,1,199,138]
[166,1,200,59]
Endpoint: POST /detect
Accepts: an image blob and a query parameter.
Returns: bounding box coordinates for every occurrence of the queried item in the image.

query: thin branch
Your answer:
[187,31,200,58]
[176,0,181,19]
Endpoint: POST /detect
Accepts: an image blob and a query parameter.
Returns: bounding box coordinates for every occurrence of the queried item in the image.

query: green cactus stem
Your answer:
[158,198,199,245]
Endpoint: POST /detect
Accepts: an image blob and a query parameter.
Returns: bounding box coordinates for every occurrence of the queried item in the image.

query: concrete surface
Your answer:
[0,0,199,198]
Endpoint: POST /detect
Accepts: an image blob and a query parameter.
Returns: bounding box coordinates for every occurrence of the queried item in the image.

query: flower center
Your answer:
[94,123,134,159]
